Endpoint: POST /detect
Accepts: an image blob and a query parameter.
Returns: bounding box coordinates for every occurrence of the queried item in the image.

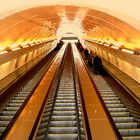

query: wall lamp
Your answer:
[0,50,8,55]
[103,43,110,47]
[110,45,120,49]
[121,48,134,54]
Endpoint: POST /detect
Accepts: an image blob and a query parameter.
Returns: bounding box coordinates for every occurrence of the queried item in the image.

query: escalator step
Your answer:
[57,94,75,96]
[119,129,140,136]
[0,115,13,121]
[5,106,19,111]
[102,97,119,100]
[54,107,75,111]
[50,121,77,127]
[47,134,77,140]
[122,136,140,140]
[54,103,75,106]
[0,127,6,133]
[2,110,16,115]
[56,96,75,100]
[9,103,22,106]
[0,120,10,127]
[48,127,77,134]
[53,111,76,116]
[116,122,138,129]
[111,112,130,117]
[104,100,121,104]
[55,100,75,103]
[10,100,24,103]
[39,122,48,129]
[108,108,127,112]
[51,116,76,121]
[37,127,47,136]
[113,117,134,123]
[106,104,124,108]
[101,94,117,97]
[13,97,26,100]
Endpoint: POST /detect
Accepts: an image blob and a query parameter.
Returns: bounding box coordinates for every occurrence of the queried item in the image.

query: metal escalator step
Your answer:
[113,117,134,123]
[0,115,13,121]
[101,94,117,97]
[47,134,77,140]
[100,92,116,95]
[53,111,76,116]
[111,112,130,117]
[54,107,75,111]
[2,110,16,115]
[57,94,75,96]
[119,129,140,136]
[48,127,77,134]
[104,100,121,104]
[116,122,138,129]
[54,103,75,106]
[108,108,127,112]
[0,127,6,133]
[51,116,76,121]
[39,122,48,129]
[102,97,119,100]
[55,100,75,103]
[13,97,26,100]
[17,94,28,97]
[35,135,45,140]
[57,91,74,94]
[37,127,47,136]
[106,104,124,108]
[9,103,22,106]
[41,117,49,123]
[99,90,115,93]
[56,97,75,99]
[81,134,86,140]
[0,120,10,127]
[50,121,77,127]
[42,112,50,117]
[122,136,140,140]
[44,108,51,113]
[5,106,19,111]
[10,100,24,103]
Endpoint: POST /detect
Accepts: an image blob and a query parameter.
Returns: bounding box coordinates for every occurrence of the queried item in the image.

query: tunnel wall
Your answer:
[84,40,140,84]
[0,40,56,94]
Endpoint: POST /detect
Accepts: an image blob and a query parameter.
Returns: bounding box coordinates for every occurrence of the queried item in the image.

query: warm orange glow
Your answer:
[0,5,139,52]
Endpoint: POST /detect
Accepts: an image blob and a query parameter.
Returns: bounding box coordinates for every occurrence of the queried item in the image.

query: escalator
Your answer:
[0,48,59,138]
[89,70,140,140]
[35,44,86,140]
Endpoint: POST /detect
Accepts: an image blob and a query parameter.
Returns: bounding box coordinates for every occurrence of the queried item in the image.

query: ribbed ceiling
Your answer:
[0,5,140,52]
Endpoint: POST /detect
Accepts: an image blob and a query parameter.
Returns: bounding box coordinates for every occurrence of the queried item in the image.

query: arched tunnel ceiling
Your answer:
[0,1,140,52]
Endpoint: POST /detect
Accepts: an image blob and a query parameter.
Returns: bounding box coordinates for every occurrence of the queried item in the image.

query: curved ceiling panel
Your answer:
[0,5,140,52]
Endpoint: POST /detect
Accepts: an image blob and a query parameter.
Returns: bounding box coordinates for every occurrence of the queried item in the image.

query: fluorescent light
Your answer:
[30,43,36,46]
[111,45,119,49]
[0,50,8,54]
[121,49,134,54]
[23,45,29,48]
[104,43,110,47]
[11,47,20,51]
